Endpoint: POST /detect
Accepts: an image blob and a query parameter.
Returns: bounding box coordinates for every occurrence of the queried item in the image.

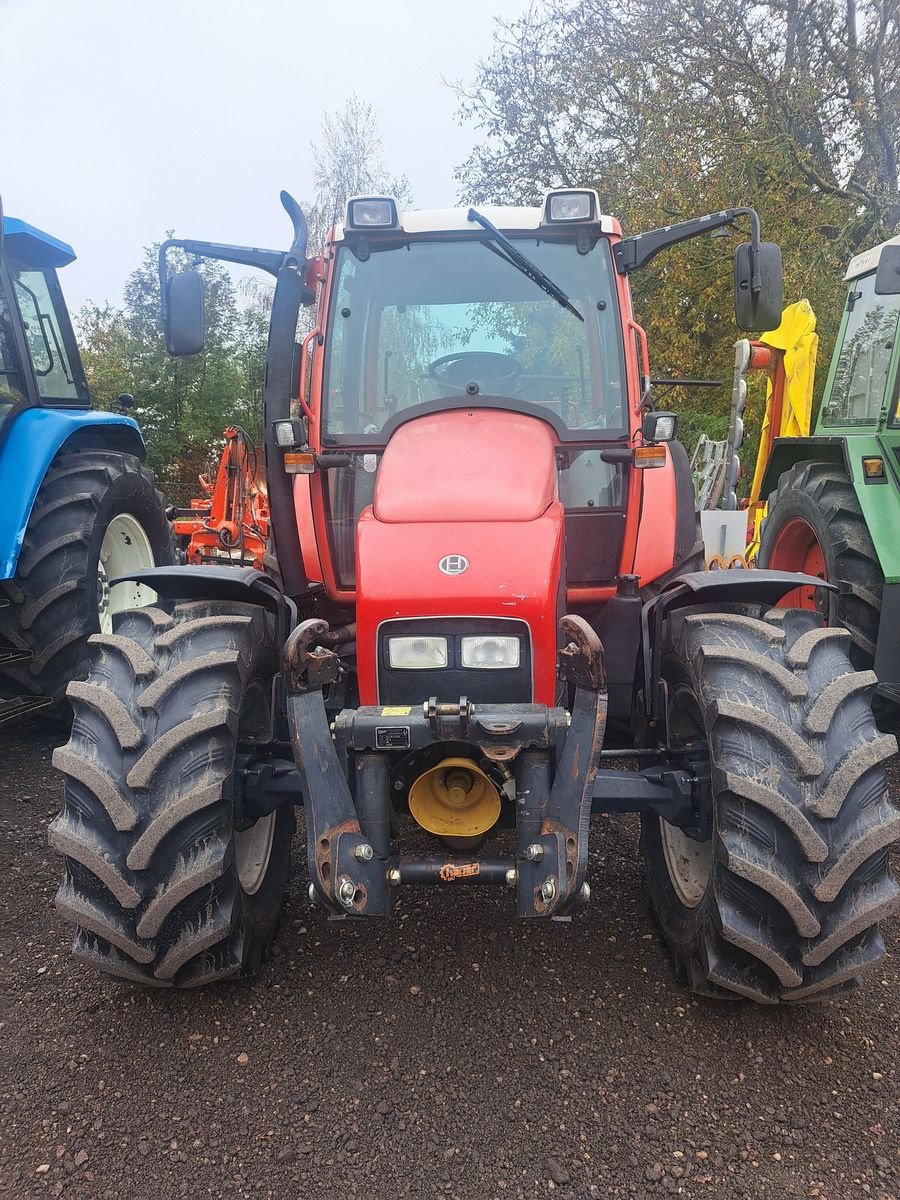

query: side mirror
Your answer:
[164,270,205,356]
[875,244,900,295]
[734,241,783,332]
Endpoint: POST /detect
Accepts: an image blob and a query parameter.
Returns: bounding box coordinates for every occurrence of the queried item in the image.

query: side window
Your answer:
[558,450,624,509]
[12,266,82,402]
[824,275,900,425]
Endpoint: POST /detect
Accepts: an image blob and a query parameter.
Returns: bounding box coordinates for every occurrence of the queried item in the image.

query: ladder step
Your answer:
[0,695,53,724]
[0,646,34,667]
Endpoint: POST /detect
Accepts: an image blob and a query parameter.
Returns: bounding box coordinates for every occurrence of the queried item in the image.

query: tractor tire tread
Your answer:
[50,599,291,987]
[758,461,882,669]
[0,450,172,710]
[644,608,899,1002]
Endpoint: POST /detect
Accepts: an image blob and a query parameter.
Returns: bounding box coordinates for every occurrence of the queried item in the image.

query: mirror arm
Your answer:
[615,207,763,290]
[158,238,295,324]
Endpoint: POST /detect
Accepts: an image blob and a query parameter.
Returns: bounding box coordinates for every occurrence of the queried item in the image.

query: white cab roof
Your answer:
[845,234,900,281]
[333,201,616,242]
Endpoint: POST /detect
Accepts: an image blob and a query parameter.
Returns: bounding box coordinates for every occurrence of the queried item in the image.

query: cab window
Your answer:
[823,273,900,426]
[11,265,86,403]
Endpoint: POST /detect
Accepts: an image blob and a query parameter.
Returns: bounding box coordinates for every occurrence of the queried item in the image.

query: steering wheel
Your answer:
[428,351,522,388]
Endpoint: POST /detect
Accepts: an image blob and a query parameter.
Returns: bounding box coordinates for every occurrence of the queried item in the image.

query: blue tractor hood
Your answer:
[1,215,76,268]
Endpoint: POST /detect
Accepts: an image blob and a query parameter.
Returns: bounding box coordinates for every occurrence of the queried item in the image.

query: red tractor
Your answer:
[50,190,898,1002]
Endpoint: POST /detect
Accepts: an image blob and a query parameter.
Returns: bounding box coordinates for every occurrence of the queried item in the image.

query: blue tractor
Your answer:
[0,198,172,719]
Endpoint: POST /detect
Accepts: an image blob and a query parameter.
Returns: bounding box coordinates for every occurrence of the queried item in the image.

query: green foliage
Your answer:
[78,243,267,502]
[456,0,899,455]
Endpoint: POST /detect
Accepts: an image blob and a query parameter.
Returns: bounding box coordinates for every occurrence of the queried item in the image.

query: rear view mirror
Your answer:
[164,270,205,356]
[875,244,900,295]
[734,241,783,332]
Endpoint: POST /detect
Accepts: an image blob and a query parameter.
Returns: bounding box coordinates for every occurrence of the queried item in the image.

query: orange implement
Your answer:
[171,426,269,570]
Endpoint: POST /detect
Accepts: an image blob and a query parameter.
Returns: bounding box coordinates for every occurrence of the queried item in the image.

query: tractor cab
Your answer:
[0,214,90,434]
[310,198,628,606]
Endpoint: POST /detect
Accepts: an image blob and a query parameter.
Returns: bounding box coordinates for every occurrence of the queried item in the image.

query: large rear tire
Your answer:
[641,608,900,1002]
[757,461,882,669]
[49,600,294,987]
[0,450,173,711]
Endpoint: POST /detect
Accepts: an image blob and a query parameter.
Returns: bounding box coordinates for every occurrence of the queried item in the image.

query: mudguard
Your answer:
[756,435,848,502]
[641,568,836,721]
[115,564,297,646]
[0,408,146,578]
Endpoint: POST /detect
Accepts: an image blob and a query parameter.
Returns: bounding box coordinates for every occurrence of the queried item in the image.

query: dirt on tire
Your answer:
[1,721,899,1200]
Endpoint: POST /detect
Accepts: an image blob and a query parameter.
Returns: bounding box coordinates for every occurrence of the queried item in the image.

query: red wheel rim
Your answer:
[767,517,827,610]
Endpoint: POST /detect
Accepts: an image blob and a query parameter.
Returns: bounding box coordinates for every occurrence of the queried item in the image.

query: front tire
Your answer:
[49,600,294,987]
[758,461,882,669]
[642,608,900,1002]
[0,450,173,710]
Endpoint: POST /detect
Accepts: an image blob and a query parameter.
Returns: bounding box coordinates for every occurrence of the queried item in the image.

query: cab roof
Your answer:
[1,216,76,269]
[845,233,900,281]
[332,201,618,242]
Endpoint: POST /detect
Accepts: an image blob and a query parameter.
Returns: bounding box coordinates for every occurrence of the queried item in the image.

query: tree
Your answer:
[77,96,406,499]
[78,244,257,500]
[455,0,898,446]
[305,94,412,256]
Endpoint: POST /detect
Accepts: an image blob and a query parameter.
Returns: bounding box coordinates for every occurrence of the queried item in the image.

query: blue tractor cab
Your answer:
[0,199,172,718]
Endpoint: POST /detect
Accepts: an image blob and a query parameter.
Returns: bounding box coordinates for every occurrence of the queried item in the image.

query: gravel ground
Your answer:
[1,722,898,1200]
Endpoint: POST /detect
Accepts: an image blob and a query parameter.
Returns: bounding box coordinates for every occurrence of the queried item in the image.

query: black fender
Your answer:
[641,568,836,722]
[757,436,848,501]
[113,565,297,648]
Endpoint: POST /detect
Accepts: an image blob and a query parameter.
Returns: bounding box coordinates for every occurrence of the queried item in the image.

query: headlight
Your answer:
[460,635,520,669]
[388,636,448,669]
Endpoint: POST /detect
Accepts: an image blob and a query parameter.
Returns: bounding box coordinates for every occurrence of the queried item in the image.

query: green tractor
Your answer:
[758,236,900,700]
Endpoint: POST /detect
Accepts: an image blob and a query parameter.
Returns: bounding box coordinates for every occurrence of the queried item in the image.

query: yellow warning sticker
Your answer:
[381,706,412,716]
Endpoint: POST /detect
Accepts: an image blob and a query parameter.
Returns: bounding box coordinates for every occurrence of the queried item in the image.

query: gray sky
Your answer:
[3,0,527,312]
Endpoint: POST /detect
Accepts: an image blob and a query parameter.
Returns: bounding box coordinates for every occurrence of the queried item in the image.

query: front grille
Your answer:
[378,617,532,705]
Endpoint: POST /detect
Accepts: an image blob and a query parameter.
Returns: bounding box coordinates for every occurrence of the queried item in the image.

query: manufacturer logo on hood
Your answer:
[439,554,469,576]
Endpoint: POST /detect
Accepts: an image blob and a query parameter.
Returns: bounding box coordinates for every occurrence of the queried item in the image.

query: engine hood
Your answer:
[373,408,558,523]
[354,408,565,706]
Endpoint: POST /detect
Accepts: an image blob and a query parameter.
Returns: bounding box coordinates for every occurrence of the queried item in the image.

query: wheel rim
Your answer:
[659,821,714,908]
[234,813,277,895]
[97,514,158,634]
[766,516,827,612]
[659,678,714,908]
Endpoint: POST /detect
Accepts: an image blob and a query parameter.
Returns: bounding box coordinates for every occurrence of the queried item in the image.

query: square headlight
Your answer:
[388,636,448,669]
[347,197,398,228]
[546,191,594,222]
[460,635,520,669]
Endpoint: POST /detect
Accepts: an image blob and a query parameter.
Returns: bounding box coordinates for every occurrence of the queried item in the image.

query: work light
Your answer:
[273,418,304,448]
[460,636,520,669]
[388,636,448,669]
[546,191,595,222]
[346,197,399,229]
[641,411,678,443]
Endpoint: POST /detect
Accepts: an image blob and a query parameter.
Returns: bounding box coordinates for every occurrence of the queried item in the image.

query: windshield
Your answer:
[823,272,900,426]
[322,236,625,441]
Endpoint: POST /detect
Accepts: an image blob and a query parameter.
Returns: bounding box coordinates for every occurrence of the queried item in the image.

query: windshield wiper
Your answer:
[467,208,584,322]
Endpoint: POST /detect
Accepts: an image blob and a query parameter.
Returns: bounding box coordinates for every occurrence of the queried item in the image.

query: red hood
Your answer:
[355,408,564,706]
[373,409,558,523]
